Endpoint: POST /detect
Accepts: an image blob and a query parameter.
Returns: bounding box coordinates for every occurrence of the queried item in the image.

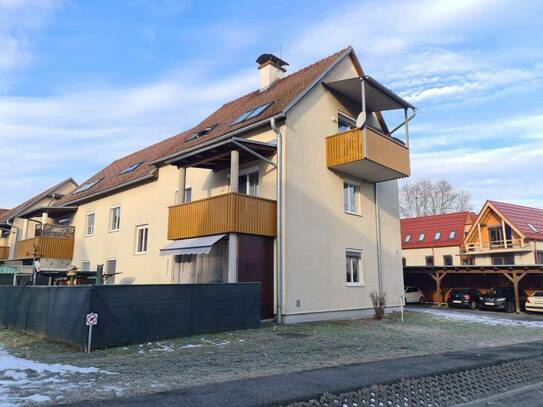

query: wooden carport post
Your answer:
[501,271,528,313]
[430,271,446,307]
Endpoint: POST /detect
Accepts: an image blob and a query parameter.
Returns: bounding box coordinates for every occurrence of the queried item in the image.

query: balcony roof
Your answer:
[324,75,415,111]
[18,206,78,220]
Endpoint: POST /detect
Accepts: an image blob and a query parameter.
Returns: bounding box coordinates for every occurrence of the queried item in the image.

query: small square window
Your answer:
[443,255,453,266]
[344,181,360,214]
[81,261,90,271]
[425,256,434,266]
[434,232,441,241]
[418,233,425,242]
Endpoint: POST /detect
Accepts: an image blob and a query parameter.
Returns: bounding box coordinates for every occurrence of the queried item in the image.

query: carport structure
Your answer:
[404,265,543,313]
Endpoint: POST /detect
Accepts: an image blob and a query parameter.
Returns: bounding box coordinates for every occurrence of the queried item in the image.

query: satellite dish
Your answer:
[356,112,366,128]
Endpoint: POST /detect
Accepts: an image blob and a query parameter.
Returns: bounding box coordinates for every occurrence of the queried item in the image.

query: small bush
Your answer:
[370,291,386,320]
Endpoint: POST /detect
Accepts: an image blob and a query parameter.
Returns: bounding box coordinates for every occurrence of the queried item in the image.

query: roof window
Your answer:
[418,233,425,242]
[186,123,218,142]
[528,223,538,232]
[448,230,457,240]
[231,101,274,126]
[404,234,411,243]
[74,178,102,194]
[119,161,143,175]
[434,232,441,241]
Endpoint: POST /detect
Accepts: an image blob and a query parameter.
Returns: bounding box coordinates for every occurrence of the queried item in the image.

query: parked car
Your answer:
[525,291,543,313]
[478,287,526,313]
[404,286,425,304]
[447,288,481,310]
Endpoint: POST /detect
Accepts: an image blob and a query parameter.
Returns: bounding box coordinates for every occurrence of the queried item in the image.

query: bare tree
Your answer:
[400,179,471,218]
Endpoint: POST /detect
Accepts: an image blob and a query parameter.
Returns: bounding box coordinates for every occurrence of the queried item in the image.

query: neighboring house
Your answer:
[47,46,415,322]
[463,201,543,266]
[400,211,476,267]
[0,179,78,271]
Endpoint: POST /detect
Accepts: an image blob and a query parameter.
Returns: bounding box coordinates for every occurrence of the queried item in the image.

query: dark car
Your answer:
[447,288,481,310]
[478,287,526,313]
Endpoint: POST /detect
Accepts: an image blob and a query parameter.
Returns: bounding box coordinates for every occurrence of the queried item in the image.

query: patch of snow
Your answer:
[180,344,202,349]
[23,394,50,403]
[413,308,543,328]
[215,341,230,347]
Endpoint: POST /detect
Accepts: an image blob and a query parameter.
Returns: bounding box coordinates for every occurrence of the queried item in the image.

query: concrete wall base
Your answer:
[282,306,402,324]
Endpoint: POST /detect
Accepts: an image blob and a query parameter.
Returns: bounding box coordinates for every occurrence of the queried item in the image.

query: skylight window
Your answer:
[186,123,218,142]
[434,232,441,241]
[74,178,102,194]
[418,233,425,242]
[448,230,457,240]
[528,223,538,232]
[231,101,274,126]
[404,234,411,243]
[119,161,143,175]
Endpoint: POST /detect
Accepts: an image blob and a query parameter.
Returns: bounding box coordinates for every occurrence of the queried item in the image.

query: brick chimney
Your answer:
[256,53,289,91]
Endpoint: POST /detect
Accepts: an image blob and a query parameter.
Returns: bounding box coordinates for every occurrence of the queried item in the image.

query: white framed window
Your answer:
[109,206,121,232]
[448,230,457,240]
[346,250,363,286]
[404,234,412,243]
[238,168,259,196]
[81,261,90,271]
[433,231,441,241]
[135,225,149,254]
[85,213,95,236]
[343,180,360,214]
[418,233,425,242]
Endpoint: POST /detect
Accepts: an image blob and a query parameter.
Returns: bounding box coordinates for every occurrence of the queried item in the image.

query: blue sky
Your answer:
[1,0,543,210]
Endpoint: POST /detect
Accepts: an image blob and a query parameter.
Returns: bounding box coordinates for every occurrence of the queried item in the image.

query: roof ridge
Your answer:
[489,200,543,212]
[401,211,470,221]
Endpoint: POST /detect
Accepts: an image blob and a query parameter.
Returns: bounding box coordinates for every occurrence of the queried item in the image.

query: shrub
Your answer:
[370,291,386,320]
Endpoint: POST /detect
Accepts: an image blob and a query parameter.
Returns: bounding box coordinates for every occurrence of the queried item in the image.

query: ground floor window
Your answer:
[106,258,116,284]
[81,261,90,271]
[536,251,543,264]
[425,256,434,266]
[346,250,362,285]
[443,255,453,266]
[490,253,515,265]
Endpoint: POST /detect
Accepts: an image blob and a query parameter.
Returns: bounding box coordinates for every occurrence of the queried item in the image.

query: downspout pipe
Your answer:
[270,117,283,324]
[374,183,384,297]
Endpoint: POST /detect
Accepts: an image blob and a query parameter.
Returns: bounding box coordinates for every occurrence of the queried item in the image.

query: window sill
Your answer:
[346,283,364,287]
[134,252,147,256]
[108,229,120,234]
[84,234,94,238]
[344,210,362,217]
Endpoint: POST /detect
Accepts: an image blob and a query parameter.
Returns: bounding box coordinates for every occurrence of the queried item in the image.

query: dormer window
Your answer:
[231,102,274,126]
[418,233,425,242]
[434,232,441,241]
[119,161,143,175]
[404,234,411,243]
[74,178,102,194]
[186,123,218,142]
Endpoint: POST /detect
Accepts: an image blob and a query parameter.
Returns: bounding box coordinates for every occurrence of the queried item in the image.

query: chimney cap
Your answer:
[256,53,289,68]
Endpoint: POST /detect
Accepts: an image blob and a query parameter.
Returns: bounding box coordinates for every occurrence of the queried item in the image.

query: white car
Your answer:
[525,291,543,313]
[404,286,425,304]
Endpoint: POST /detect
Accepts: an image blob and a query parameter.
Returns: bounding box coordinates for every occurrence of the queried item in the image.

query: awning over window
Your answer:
[159,234,226,256]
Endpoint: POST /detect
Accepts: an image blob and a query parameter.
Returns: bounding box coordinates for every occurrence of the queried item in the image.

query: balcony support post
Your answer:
[404,108,410,148]
[501,219,508,248]
[360,78,368,157]
[228,150,240,282]
[176,167,187,205]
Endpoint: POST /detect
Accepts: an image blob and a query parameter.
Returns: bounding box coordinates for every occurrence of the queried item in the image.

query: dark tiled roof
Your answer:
[401,211,474,249]
[489,201,543,240]
[57,47,352,206]
[0,179,77,224]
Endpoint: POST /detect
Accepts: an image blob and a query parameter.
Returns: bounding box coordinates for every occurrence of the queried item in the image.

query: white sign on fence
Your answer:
[86,313,98,326]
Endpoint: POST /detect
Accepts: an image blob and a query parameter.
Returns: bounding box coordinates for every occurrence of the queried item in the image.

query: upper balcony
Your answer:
[463,239,531,255]
[15,224,75,260]
[0,246,9,260]
[326,127,410,182]
[168,192,276,240]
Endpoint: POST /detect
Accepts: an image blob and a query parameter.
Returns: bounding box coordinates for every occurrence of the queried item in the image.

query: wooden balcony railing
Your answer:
[463,239,526,253]
[0,246,9,260]
[326,127,410,181]
[15,236,75,260]
[168,192,276,240]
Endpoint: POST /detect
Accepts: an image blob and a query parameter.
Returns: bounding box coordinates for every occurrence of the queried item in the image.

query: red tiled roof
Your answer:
[57,47,352,206]
[400,211,473,249]
[489,201,543,240]
[0,178,77,224]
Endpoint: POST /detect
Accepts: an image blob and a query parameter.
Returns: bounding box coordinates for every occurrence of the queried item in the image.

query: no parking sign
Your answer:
[85,313,98,353]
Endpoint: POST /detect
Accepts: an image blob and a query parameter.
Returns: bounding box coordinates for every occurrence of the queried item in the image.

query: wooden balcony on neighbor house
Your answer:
[463,239,530,254]
[326,127,410,182]
[0,246,9,260]
[15,225,75,260]
[168,192,276,240]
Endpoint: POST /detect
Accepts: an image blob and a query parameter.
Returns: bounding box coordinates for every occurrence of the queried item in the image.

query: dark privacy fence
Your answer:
[0,283,261,350]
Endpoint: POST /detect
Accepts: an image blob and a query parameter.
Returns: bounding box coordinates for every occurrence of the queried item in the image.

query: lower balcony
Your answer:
[15,236,75,260]
[326,127,410,182]
[0,246,9,260]
[168,192,276,240]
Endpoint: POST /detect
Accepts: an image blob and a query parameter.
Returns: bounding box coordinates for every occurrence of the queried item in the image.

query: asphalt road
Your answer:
[70,340,543,407]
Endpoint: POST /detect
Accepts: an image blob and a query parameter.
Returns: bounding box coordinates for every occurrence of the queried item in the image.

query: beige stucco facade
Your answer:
[402,246,463,267]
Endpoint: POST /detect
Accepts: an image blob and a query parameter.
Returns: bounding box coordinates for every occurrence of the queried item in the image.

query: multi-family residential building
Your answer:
[400,211,476,267]
[5,47,416,322]
[463,201,543,266]
[0,179,78,271]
